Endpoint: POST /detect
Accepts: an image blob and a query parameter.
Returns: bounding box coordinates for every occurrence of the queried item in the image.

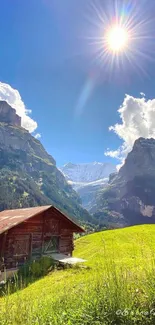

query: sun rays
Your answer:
[84,0,155,77]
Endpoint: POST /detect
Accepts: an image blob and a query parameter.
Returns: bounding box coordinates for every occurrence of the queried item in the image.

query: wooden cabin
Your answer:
[0,205,84,272]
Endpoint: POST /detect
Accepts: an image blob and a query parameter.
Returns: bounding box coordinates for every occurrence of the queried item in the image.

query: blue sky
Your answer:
[1,0,155,166]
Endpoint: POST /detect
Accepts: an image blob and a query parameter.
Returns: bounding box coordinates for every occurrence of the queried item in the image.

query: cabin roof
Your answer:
[0,205,85,235]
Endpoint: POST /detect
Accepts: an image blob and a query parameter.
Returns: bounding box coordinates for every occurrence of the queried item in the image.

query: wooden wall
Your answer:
[0,210,74,270]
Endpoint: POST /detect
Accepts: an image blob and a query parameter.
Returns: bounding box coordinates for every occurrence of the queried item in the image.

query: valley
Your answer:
[60,162,116,211]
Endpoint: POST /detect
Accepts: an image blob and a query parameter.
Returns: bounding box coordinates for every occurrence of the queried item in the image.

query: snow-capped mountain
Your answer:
[60,162,116,211]
[60,162,116,183]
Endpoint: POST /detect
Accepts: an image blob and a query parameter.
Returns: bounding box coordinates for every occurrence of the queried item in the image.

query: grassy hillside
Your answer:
[1,225,155,324]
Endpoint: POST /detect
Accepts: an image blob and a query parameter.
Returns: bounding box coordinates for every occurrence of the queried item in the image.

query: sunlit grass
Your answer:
[1,225,155,324]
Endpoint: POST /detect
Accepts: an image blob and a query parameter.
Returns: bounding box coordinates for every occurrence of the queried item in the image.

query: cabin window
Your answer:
[43,236,59,254]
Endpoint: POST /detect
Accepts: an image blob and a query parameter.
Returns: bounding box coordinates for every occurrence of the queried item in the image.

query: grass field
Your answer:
[1,225,155,324]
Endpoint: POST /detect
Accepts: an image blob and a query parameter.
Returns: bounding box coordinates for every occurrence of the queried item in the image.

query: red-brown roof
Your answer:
[0,206,84,235]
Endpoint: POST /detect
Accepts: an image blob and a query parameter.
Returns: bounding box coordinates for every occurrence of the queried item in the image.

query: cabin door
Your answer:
[43,218,60,255]
[7,234,31,267]
[43,236,59,255]
[9,235,31,257]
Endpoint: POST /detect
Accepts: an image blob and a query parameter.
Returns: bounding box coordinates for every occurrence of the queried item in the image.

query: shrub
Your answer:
[0,256,56,296]
[18,256,55,279]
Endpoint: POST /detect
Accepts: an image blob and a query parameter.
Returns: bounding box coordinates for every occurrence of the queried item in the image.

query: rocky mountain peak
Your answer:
[133,137,155,148]
[116,137,155,183]
[0,101,21,127]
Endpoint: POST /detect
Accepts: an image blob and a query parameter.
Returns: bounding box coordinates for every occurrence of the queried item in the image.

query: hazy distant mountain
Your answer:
[60,162,116,211]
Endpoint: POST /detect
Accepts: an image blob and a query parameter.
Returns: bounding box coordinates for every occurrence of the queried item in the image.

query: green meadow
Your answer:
[1,225,155,324]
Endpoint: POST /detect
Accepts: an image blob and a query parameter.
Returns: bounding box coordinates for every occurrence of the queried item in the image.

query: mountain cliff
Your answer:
[0,102,92,225]
[0,101,21,127]
[60,162,116,211]
[94,137,155,227]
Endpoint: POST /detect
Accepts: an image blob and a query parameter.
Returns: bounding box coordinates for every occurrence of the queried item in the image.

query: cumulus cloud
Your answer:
[34,133,41,139]
[0,82,37,132]
[105,94,155,165]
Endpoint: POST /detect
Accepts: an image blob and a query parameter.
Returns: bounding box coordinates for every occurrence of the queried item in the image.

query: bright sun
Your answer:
[106,25,128,52]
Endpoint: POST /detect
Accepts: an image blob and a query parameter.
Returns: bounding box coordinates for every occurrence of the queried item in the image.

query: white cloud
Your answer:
[140,92,145,97]
[0,82,37,132]
[105,94,155,165]
[34,133,41,139]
